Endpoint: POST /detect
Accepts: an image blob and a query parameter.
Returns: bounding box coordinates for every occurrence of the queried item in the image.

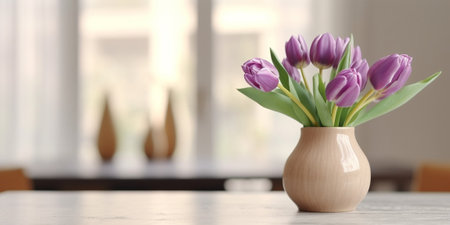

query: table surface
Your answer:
[1,192,449,225]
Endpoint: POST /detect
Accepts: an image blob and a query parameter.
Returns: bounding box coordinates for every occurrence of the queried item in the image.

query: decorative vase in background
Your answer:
[144,127,155,159]
[97,98,117,161]
[283,127,370,212]
[143,91,177,160]
[164,91,176,158]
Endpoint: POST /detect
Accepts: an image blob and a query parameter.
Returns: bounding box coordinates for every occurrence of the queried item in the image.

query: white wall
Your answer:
[322,0,450,170]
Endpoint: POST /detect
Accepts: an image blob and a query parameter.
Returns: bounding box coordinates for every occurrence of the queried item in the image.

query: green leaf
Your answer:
[351,71,441,126]
[332,34,354,80]
[292,104,311,127]
[338,107,350,126]
[318,74,326,100]
[313,75,333,126]
[270,48,290,91]
[334,106,343,126]
[292,81,318,121]
[238,87,303,124]
[289,78,313,126]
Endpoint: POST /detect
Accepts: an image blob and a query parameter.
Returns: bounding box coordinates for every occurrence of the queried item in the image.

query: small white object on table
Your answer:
[1,191,449,225]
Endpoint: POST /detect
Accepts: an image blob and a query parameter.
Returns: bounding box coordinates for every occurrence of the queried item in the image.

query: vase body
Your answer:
[97,98,116,161]
[283,127,370,212]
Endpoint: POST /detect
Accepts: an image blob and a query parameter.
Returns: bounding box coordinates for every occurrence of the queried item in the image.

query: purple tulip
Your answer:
[285,35,310,68]
[282,58,301,83]
[326,68,361,107]
[310,33,336,70]
[333,37,350,68]
[242,58,279,92]
[352,46,362,64]
[351,58,369,91]
[368,54,412,99]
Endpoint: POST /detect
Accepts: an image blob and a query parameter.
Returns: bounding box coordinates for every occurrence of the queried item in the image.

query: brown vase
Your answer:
[164,92,176,158]
[282,127,371,212]
[97,98,117,161]
[144,127,155,159]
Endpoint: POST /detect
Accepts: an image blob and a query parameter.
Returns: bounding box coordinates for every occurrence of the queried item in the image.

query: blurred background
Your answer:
[0,0,449,192]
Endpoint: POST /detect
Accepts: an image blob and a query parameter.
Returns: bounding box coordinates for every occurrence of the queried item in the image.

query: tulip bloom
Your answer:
[326,68,361,107]
[368,54,412,98]
[242,58,279,92]
[351,58,369,90]
[333,37,350,68]
[285,35,310,68]
[310,33,336,70]
[282,59,301,83]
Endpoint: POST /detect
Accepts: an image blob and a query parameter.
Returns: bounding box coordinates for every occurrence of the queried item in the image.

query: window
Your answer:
[80,0,197,162]
[1,0,316,164]
[212,0,315,161]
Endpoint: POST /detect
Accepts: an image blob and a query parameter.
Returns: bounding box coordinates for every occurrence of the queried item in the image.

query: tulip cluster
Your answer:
[239,33,440,127]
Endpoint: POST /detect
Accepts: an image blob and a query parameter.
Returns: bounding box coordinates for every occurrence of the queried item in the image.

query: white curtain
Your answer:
[0,0,78,164]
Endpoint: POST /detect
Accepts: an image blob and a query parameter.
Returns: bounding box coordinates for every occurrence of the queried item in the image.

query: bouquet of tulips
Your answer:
[238,33,441,127]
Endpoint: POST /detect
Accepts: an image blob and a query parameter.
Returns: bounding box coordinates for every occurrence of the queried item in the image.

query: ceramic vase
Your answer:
[164,92,176,158]
[97,98,117,161]
[283,127,371,212]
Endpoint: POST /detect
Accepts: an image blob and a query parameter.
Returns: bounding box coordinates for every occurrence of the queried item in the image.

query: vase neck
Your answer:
[300,127,355,139]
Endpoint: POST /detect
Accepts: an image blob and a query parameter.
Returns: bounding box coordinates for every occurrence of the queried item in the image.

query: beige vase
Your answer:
[283,127,371,212]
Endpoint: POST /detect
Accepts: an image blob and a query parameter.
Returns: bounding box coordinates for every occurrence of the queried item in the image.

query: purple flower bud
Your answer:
[352,46,362,64]
[285,35,310,68]
[351,58,369,91]
[333,37,350,68]
[310,33,336,70]
[368,54,413,99]
[242,58,279,92]
[282,58,301,83]
[326,68,361,107]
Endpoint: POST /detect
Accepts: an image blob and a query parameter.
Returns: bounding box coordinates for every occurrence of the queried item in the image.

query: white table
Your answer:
[1,191,449,224]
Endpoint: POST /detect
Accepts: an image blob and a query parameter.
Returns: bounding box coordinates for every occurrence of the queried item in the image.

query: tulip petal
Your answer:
[352,46,361,64]
[336,84,360,107]
[326,76,347,101]
[310,33,336,69]
[255,68,279,92]
[244,73,260,90]
[282,58,301,83]
[369,55,401,90]
[334,37,350,68]
[285,35,310,68]
[242,57,279,92]
[379,64,412,99]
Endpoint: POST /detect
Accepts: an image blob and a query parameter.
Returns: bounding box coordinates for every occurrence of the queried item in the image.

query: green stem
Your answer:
[331,104,338,126]
[277,84,318,126]
[299,67,311,93]
[319,68,323,82]
[330,68,337,81]
[343,89,376,126]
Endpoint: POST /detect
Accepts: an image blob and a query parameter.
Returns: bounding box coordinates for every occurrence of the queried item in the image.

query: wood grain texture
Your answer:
[1,192,450,225]
[283,127,371,212]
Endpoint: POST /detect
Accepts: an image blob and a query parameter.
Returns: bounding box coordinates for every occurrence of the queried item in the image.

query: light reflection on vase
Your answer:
[337,134,360,173]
